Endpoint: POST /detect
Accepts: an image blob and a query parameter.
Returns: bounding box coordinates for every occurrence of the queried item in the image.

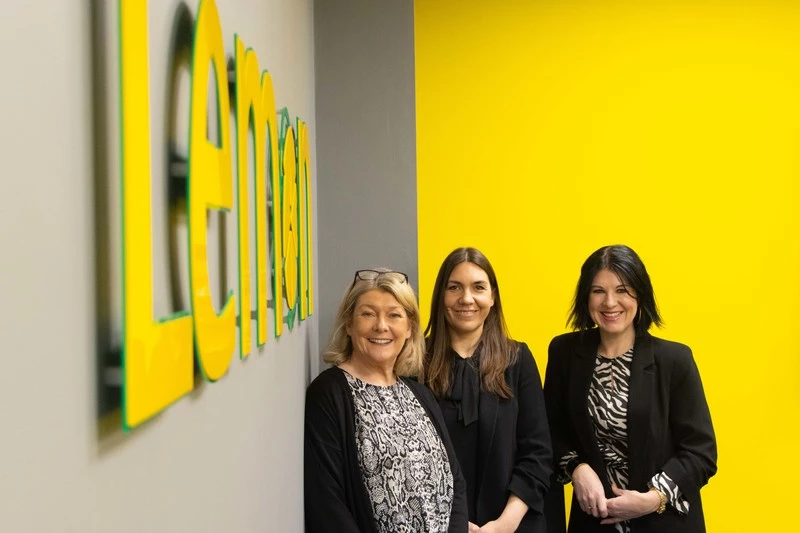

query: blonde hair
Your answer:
[323,270,425,377]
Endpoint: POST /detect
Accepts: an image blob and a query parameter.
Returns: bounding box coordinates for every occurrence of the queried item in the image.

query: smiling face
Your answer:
[588,268,638,342]
[443,261,495,342]
[346,289,412,371]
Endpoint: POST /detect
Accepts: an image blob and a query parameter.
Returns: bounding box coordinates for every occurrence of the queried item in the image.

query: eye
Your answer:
[360,311,375,318]
[591,288,604,294]
[389,312,404,319]
[446,284,460,292]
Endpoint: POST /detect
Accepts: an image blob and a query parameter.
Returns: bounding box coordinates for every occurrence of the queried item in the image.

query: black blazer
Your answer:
[304,367,468,533]
[440,342,553,532]
[543,331,717,533]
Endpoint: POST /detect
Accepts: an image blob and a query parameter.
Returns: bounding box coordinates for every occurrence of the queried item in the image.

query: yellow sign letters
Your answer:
[119,0,314,430]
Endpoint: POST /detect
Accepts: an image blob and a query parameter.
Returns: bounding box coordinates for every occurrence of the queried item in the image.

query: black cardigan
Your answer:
[543,331,717,533]
[304,367,468,533]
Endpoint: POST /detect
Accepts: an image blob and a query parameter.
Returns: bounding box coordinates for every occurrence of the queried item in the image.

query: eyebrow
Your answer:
[357,304,403,311]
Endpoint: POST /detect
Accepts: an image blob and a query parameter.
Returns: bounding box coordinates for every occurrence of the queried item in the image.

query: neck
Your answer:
[598,330,636,359]
[449,328,483,358]
[339,358,396,386]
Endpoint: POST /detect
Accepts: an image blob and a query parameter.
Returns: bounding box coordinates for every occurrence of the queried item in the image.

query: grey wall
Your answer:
[313,0,419,359]
[0,0,316,531]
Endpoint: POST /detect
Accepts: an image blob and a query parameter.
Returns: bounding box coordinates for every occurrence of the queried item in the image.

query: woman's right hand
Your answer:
[571,463,608,519]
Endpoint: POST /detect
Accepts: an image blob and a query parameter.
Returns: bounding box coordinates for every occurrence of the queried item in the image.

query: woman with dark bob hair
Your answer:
[423,248,552,533]
[304,269,467,532]
[544,245,717,533]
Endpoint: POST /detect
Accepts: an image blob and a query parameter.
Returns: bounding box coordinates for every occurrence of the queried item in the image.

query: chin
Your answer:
[602,325,633,335]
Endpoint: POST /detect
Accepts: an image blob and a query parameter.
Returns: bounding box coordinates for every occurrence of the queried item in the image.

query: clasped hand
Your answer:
[572,464,660,524]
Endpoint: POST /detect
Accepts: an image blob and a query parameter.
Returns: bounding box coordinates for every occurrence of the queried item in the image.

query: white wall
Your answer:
[0,1,316,531]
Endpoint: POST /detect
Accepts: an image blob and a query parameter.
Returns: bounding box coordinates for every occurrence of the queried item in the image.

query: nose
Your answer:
[603,292,617,307]
[459,289,474,304]
[373,315,388,331]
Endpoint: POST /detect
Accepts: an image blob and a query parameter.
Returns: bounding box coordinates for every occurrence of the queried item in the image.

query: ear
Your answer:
[345,320,352,337]
[405,322,412,340]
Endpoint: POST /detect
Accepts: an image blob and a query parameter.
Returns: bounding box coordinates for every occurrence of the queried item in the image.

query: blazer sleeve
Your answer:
[508,343,553,514]
[304,376,362,533]
[660,346,718,495]
[543,335,584,478]
[408,380,469,533]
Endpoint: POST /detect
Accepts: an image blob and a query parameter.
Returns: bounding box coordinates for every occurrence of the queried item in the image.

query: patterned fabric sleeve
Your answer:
[557,451,579,484]
[649,471,690,515]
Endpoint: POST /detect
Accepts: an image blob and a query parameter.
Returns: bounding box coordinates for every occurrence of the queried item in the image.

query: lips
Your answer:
[453,309,478,316]
[600,311,622,321]
[368,338,392,344]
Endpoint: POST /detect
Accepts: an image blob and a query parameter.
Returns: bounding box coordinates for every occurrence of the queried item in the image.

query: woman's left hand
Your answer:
[477,520,513,533]
[601,484,662,525]
[478,494,528,532]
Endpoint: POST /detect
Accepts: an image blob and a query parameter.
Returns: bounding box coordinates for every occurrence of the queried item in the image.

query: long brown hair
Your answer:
[423,248,517,399]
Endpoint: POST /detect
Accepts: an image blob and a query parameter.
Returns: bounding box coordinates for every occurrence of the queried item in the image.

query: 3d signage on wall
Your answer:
[119,0,313,430]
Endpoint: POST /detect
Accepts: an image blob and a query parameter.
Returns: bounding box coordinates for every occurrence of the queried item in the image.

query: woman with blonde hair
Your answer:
[305,269,467,533]
[423,248,552,533]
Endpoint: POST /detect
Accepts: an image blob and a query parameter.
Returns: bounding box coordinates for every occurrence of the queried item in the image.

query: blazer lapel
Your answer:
[627,332,656,488]
[476,388,498,492]
[569,330,600,457]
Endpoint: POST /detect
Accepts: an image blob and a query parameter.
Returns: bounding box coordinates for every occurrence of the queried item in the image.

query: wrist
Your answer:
[498,495,528,531]
[570,462,589,479]
[496,515,519,533]
[649,487,667,514]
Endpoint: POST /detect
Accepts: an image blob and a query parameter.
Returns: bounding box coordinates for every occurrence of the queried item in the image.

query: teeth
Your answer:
[369,339,391,344]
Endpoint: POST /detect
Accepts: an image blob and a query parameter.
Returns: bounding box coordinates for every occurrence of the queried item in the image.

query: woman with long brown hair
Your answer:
[423,247,552,533]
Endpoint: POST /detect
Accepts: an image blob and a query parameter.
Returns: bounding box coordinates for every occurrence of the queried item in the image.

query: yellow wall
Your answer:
[415,1,800,530]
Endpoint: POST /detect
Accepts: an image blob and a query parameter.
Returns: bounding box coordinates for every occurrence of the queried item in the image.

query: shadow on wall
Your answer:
[90,0,121,434]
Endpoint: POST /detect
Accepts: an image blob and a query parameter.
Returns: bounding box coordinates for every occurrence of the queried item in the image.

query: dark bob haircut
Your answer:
[568,244,663,336]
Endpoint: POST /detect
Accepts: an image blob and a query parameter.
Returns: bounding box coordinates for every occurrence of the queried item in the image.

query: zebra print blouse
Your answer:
[558,348,689,533]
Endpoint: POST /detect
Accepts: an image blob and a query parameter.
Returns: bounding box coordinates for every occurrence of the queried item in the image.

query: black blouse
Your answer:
[439,349,482,522]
